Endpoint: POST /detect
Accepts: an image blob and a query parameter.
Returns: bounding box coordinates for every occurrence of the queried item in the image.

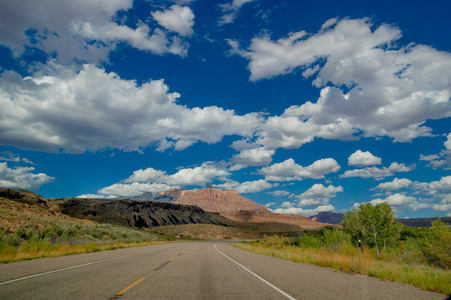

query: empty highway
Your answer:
[0,241,447,299]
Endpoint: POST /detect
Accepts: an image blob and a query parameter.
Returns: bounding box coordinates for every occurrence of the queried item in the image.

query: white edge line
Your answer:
[0,244,175,286]
[214,243,296,300]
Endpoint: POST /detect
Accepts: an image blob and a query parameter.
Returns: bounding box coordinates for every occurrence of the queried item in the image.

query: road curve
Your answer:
[0,241,447,299]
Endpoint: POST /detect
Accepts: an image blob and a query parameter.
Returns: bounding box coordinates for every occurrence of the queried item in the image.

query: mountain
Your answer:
[221,211,329,229]
[309,212,344,224]
[0,188,231,228]
[129,192,154,201]
[155,187,270,213]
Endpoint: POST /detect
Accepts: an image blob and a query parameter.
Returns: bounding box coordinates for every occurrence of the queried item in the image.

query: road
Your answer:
[0,241,447,299]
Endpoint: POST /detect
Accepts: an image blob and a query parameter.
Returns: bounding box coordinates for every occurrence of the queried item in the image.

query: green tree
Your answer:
[342,202,403,256]
[421,219,451,269]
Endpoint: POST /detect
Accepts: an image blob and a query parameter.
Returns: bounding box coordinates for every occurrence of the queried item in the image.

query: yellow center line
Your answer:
[169,257,175,261]
[115,278,145,296]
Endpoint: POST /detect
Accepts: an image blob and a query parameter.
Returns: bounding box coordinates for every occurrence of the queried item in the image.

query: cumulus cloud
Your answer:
[0,0,191,64]
[295,184,343,207]
[0,162,54,190]
[230,146,275,169]
[151,5,195,37]
[124,162,230,186]
[98,182,176,198]
[0,64,262,153]
[218,0,255,25]
[340,162,415,180]
[353,193,425,214]
[230,18,451,146]
[374,177,413,191]
[259,158,340,181]
[215,179,275,193]
[348,150,381,167]
[427,175,451,195]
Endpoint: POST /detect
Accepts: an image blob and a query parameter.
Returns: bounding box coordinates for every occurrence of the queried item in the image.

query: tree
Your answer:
[421,218,451,269]
[342,202,403,256]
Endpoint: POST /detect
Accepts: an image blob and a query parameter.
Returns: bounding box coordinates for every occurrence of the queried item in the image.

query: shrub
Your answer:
[299,233,321,249]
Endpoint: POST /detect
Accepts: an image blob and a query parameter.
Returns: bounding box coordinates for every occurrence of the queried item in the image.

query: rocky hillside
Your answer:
[57,198,230,228]
[0,188,233,229]
[155,187,270,213]
[220,211,329,229]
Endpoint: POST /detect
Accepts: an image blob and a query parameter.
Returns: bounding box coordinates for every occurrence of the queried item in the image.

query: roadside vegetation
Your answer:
[235,203,451,295]
[0,198,159,262]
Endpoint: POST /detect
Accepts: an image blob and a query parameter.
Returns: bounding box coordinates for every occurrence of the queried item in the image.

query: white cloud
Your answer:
[151,5,195,37]
[98,182,175,198]
[215,179,275,193]
[272,204,335,216]
[340,162,415,180]
[267,190,290,197]
[421,133,451,170]
[420,154,440,161]
[259,158,340,181]
[0,0,190,65]
[0,151,20,162]
[0,64,262,153]
[348,150,381,167]
[428,175,451,195]
[295,184,343,207]
[0,162,54,190]
[218,0,255,25]
[230,147,275,167]
[374,177,413,191]
[77,194,108,199]
[231,18,451,145]
[124,162,230,187]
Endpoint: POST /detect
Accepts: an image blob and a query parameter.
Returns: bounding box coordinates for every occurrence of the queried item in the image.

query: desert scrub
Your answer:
[0,219,158,262]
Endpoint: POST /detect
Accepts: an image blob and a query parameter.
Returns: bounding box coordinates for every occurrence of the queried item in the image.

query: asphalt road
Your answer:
[0,241,448,299]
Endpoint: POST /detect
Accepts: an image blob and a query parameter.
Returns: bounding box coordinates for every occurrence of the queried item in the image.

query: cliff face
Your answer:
[220,211,329,229]
[173,187,270,213]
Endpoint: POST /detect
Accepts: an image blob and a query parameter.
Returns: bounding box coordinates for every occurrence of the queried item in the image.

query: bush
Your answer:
[319,227,350,250]
[298,233,321,249]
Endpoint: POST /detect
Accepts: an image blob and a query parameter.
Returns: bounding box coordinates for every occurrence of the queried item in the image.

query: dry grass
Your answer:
[0,240,169,263]
[234,242,451,295]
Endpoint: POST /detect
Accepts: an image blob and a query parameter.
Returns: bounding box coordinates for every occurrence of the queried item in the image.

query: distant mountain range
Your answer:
[308,210,451,227]
[309,212,344,224]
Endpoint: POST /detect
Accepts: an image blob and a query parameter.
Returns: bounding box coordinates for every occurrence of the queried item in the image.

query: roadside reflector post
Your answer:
[358,239,361,262]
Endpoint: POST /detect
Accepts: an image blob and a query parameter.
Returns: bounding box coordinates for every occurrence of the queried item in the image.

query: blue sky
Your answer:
[1,0,451,219]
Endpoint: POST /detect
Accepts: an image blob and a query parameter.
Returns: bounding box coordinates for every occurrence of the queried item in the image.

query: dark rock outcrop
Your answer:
[58,198,230,228]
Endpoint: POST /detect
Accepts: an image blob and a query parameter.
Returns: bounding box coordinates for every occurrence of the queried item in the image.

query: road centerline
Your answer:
[115,278,145,296]
[214,243,296,300]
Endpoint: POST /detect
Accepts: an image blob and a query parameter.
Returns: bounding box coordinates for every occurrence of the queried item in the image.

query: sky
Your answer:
[1,0,451,219]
